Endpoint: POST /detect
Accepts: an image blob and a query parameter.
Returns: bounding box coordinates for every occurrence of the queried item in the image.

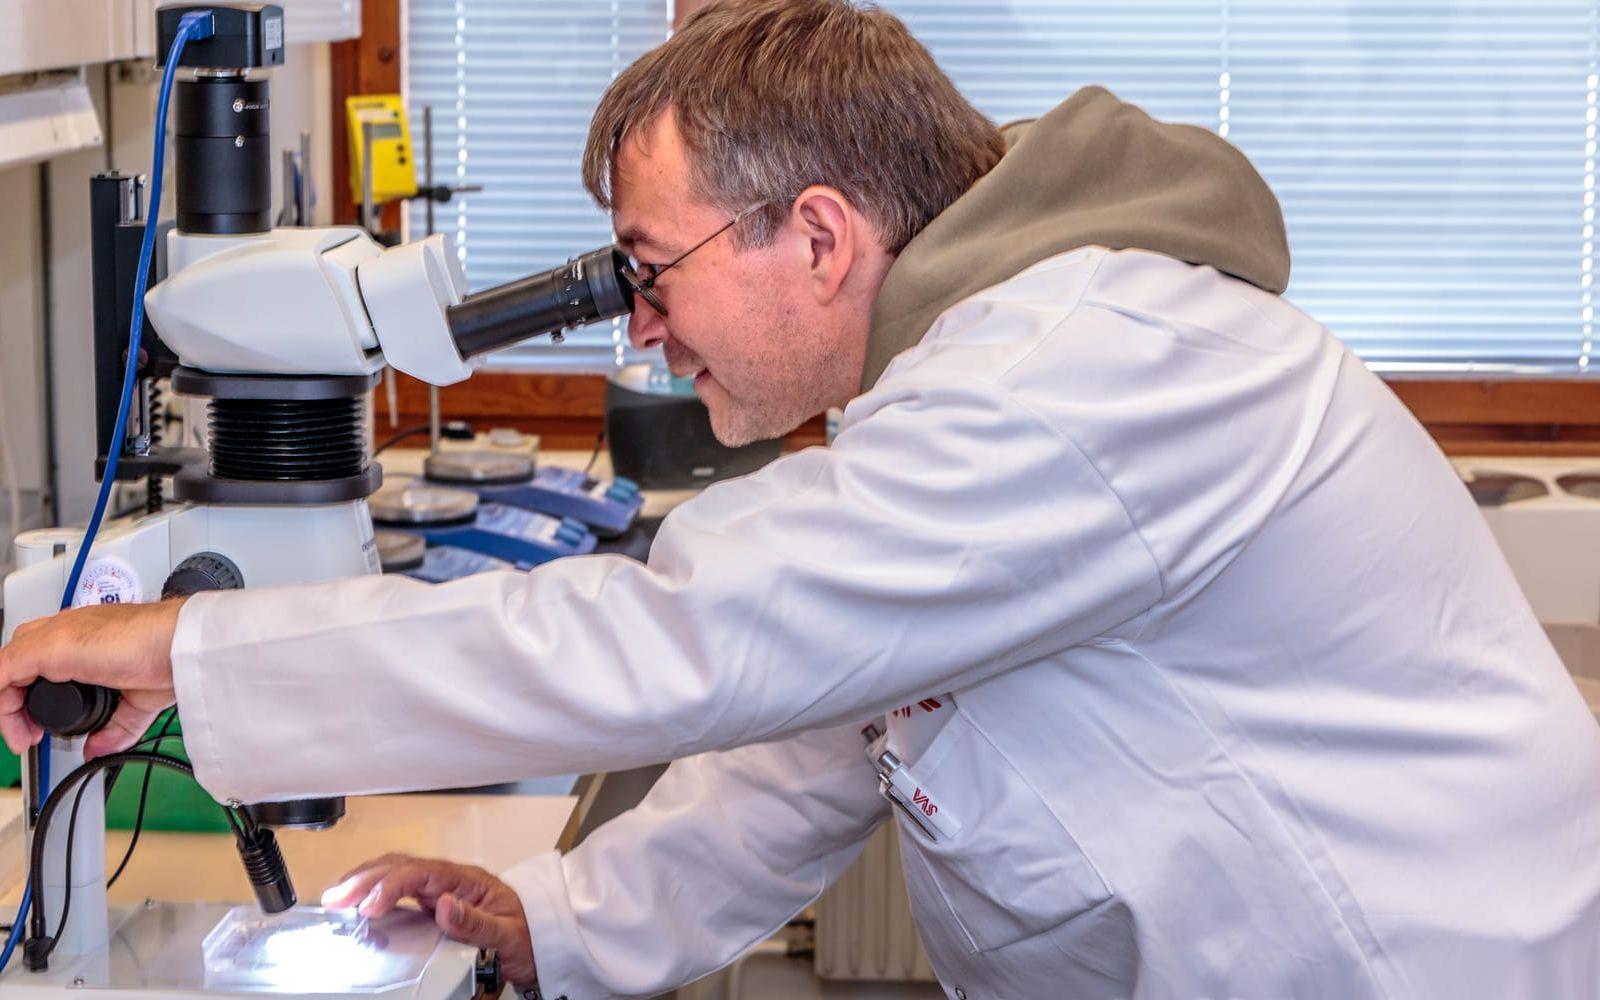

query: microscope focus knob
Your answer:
[162,553,244,598]
[26,682,120,738]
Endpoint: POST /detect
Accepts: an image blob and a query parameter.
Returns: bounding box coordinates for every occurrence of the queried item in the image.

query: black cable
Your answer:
[49,709,180,945]
[30,751,195,958]
[222,802,248,840]
[583,427,606,475]
[50,774,97,951]
[373,423,432,456]
[24,749,221,967]
[42,742,280,919]
[102,708,180,802]
[120,715,182,755]
[106,710,182,889]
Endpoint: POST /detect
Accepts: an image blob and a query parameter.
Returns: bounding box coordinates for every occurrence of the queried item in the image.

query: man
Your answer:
[4,2,1600,997]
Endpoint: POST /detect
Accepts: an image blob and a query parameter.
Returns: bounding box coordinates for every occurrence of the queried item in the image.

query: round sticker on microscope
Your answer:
[72,557,142,607]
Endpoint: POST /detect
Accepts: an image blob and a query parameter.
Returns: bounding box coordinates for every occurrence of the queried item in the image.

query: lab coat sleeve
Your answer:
[170,375,1164,803]
[508,722,888,999]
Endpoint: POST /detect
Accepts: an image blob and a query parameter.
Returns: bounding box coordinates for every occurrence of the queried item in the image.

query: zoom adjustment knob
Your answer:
[162,552,244,598]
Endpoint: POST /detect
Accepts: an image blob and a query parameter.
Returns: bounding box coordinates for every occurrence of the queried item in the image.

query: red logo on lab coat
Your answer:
[893,697,944,719]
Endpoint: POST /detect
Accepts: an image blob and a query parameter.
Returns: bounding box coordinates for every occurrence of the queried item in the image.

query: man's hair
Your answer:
[582,0,1006,254]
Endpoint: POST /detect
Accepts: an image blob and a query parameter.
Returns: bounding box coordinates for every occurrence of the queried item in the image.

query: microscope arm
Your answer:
[143,227,633,386]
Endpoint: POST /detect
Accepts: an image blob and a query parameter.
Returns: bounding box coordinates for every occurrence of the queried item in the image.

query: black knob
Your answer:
[162,552,244,599]
[474,949,503,997]
[27,681,120,738]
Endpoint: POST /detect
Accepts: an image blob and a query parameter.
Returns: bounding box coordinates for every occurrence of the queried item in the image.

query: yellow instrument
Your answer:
[345,93,417,206]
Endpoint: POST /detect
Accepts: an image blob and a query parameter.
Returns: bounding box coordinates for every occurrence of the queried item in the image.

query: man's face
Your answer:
[611,111,867,446]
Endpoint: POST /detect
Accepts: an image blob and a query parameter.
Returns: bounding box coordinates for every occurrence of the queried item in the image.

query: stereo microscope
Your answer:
[1,4,636,995]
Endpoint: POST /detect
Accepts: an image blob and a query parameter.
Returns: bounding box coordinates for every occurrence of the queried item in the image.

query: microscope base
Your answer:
[0,901,480,998]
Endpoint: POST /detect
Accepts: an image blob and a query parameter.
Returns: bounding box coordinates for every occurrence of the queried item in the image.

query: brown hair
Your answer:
[582,0,1006,254]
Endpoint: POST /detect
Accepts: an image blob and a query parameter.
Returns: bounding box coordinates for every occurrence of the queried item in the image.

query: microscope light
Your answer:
[201,905,442,993]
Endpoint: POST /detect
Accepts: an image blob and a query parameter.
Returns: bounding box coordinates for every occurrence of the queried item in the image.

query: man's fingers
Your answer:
[356,863,434,918]
[1,603,184,756]
[436,893,501,947]
[436,893,536,983]
[0,682,41,753]
[324,858,517,957]
[0,708,41,756]
[2,601,182,691]
[321,876,374,909]
[0,684,27,716]
[323,858,405,909]
[333,852,411,888]
[0,639,41,689]
[322,860,536,984]
[83,700,162,758]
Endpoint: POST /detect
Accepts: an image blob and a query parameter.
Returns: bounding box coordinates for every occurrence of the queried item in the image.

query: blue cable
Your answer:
[0,10,215,976]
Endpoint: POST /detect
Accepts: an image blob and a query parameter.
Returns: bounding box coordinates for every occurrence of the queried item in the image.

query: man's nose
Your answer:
[628,301,666,351]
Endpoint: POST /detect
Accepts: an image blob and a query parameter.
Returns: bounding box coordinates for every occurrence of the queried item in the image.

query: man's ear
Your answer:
[790,185,856,305]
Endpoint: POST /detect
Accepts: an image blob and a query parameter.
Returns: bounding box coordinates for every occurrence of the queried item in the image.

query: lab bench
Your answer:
[0,789,578,908]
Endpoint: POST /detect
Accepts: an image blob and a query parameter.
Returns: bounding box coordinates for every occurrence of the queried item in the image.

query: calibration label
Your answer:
[72,557,142,607]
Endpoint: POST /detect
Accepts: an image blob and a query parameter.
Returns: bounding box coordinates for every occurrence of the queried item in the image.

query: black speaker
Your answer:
[605,379,780,489]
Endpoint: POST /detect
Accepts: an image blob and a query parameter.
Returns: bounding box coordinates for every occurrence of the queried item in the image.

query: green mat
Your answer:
[106,717,232,833]
[0,715,231,834]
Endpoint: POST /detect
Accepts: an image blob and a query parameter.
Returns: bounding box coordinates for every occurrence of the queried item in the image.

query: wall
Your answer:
[0,44,335,540]
[0,163,48,565]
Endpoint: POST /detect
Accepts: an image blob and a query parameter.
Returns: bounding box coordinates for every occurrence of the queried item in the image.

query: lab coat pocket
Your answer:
[891,709,1112,954]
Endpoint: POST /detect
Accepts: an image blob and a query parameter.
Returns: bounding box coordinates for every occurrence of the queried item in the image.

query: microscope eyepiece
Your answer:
[445,245,634,361]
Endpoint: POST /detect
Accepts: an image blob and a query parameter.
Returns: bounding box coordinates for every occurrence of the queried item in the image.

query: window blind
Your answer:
[405,0,670,372]
[881,0,1599,374]
[278,0,362,43]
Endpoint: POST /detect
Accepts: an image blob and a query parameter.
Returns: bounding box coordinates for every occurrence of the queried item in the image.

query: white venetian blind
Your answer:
[278,0,362,43]
[405,0,670,372]
[881,0,1600,374]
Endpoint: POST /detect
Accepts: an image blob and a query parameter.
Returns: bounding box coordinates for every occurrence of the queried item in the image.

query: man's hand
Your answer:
[322,853,538,986]
[0,599,186,757]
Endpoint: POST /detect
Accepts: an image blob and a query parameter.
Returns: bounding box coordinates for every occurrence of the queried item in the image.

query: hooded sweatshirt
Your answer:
[863,85,1291,389]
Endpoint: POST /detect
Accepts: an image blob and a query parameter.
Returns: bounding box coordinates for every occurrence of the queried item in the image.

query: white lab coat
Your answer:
[172,248,1600,999]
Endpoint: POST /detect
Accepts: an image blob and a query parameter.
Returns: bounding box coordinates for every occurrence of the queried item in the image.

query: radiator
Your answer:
[814,825,937,982]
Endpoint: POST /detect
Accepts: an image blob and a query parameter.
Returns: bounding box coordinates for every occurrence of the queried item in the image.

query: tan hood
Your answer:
[863,86,1290,389]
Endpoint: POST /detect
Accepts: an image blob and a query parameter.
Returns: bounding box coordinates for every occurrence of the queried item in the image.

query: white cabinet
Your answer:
[278,0,362,44]
[0,0,155,76]
[0,80,103,170]
[0,0,358,79]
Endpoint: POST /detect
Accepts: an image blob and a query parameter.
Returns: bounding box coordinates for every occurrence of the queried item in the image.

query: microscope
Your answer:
[1,4,636,995]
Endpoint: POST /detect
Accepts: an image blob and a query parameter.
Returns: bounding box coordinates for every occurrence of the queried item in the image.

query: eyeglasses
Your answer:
[619,203,767,316]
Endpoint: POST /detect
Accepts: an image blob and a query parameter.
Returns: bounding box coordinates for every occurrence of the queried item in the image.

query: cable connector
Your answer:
[179,11,217,42]
[22,934,50,972]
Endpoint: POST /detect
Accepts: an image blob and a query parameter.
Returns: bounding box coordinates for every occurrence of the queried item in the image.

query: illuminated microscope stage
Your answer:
[0,903,481,998]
